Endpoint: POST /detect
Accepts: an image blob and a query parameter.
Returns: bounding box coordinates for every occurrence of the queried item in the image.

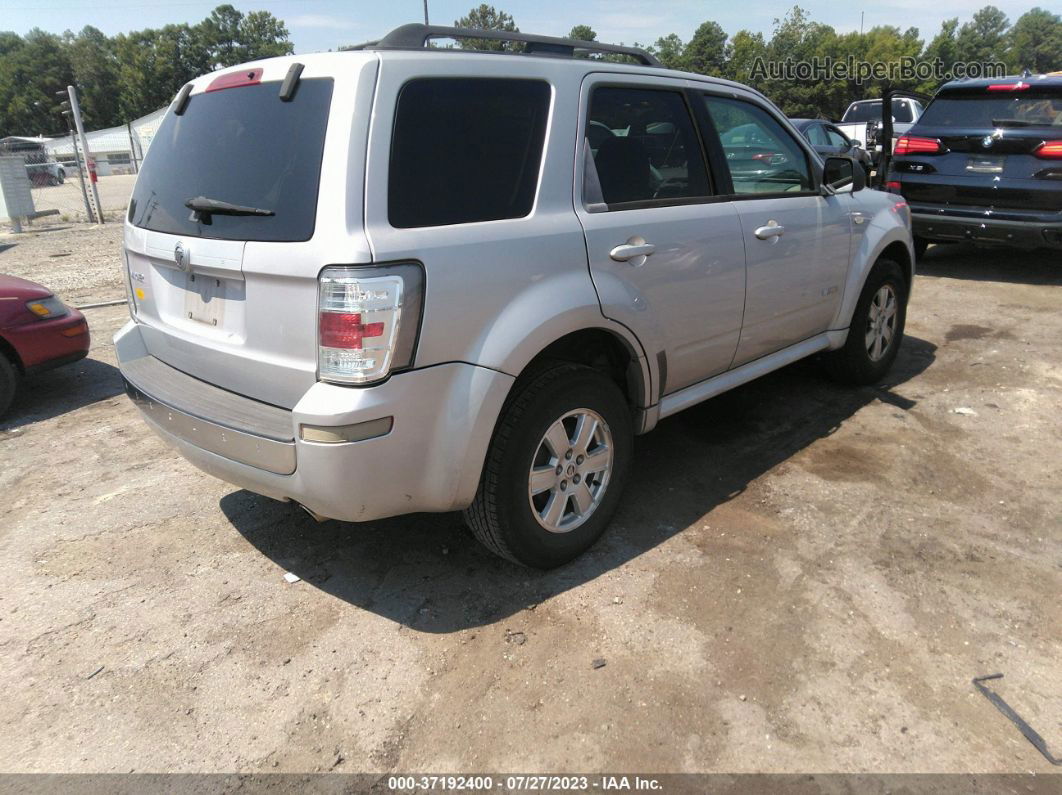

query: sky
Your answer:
[1,0,1045,53]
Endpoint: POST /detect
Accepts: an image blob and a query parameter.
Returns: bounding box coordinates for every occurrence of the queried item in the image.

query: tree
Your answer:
[725,29,767,86]
[956,5,1009,66]
[920,18,959,94]
[65,26,120,128]
[686,21,727,76]
[1007,8,1062,73]
[651,33,686,70]
[238,11,292,62]
[113,24,208,121]
[454,4,518,51]
[568,25,596,43]
[0,29,73,136]
[199,4,243,69]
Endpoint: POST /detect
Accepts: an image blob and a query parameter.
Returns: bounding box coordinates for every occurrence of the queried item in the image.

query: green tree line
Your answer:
[0,4,291,137]
[2,3,1059,137]
[459,3,1061,118]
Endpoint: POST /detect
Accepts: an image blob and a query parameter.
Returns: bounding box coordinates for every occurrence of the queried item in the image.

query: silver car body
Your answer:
[115,49,914,522]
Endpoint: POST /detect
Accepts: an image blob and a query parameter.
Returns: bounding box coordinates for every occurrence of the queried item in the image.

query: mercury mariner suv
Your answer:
[116,25,915,568]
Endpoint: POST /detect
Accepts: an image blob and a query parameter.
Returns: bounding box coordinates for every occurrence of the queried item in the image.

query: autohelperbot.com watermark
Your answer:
[750,56,1007,84]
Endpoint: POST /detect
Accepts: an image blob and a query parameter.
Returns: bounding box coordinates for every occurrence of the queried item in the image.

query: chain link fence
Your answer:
[1,106,166,229]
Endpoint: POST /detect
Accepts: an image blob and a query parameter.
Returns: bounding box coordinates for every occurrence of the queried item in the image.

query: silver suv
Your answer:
[116,25,915,568]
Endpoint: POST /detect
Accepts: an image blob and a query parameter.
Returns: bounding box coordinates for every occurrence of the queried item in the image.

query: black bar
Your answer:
[173,83,193,116]
[279,62,304,101]
[359,23,660,66]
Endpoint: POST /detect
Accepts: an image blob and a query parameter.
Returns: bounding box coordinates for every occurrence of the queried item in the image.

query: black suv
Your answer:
[887,74,1062,256]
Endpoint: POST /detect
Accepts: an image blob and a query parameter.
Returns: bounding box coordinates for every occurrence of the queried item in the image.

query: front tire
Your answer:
[913,236,929,260]
[464,363,632,568]
[826,258,908,385]
[0,354,19,418]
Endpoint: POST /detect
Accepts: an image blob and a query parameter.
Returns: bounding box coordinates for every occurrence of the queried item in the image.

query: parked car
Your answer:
[116,24,914,568]
[0,137,67,187]
[790,118,873,175]
[887,74,1062,256]
[0,275,90,417]
[26,160,66,187]
[837,97,925,167]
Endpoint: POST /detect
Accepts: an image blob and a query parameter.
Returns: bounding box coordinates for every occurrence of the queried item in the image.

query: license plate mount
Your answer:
[184,273,225,327]
[966,155,1005,174]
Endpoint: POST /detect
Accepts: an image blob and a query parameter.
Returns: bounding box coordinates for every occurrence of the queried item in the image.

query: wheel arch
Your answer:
[0,334,24,374]
[524,326,651,413]
[832,224,914,335]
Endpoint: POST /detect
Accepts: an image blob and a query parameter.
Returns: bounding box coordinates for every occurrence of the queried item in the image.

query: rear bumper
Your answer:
[911,205,1062,249]
[115,321,514,522]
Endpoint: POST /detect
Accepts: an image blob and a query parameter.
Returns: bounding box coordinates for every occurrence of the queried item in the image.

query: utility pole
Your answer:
[860,11,864,36]
[56,89,95,223]
[67,85,104,224]
[423,0,429,25]
[126,122,139,174]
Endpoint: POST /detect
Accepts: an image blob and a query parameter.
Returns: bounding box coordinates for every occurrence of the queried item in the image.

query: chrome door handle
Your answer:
[609,242,656,262]
[754,221,785,240]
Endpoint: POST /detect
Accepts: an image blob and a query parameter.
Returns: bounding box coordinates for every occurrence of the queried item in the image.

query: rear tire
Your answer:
[464,363,632,569]
[0,354,19,419]
[826,258,907,385]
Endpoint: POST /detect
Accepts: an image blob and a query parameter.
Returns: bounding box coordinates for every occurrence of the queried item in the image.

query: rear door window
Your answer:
[703,96,813,194]
[388,78,550,228]
[128,78,334,242]
[585,86,711,207]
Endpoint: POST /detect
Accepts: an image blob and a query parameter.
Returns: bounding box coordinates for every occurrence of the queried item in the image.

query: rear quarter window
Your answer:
[388,78,551,228]
[128,78,333,242]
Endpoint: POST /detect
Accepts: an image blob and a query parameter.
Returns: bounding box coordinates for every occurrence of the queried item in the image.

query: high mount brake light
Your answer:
[317,264,424,385]
[1033,141,1062,159]
[206,68,263,93]
[987,82,1029,91]
[894,135,943,155]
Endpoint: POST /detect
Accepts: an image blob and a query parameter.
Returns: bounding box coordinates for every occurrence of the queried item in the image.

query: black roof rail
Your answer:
[351,24,661,67]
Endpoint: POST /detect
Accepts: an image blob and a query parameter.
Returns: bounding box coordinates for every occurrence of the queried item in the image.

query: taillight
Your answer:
[886,180,903,193]
[894,136,943,155]
[317,264,423,385]
[1033,141,1062,159]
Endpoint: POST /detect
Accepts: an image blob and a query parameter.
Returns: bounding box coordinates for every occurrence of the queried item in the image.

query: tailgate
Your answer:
[122,55,377,409]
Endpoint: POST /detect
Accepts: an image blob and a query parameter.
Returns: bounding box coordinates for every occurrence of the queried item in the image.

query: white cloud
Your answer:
[287,14,362,31]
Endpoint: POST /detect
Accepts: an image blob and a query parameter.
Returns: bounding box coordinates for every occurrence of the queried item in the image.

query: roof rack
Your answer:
[351,24,660,67]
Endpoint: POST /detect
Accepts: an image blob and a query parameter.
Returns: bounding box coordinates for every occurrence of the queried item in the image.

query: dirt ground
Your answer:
[0,224,1059,775]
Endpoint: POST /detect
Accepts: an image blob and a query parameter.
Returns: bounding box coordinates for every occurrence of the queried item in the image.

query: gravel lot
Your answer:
[0,226,1059,775]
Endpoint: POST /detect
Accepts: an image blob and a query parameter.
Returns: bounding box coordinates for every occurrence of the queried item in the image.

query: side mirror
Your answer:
[822,156,865,194]
[851,140,863,149]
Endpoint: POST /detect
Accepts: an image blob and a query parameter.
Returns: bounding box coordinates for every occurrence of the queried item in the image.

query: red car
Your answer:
[0,275,90,417]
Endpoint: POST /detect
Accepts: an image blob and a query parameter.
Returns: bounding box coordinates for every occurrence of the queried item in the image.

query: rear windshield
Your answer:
[842,99,917,123]
[128,78,333,242]
[919,91,1062,129]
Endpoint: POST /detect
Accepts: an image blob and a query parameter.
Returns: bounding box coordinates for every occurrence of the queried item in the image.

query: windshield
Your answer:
[842,99,917,123]
[128,78,333,242]
[918,92,1062,129]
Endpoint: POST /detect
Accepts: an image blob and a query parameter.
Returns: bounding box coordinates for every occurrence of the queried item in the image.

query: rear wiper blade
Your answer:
[185,196,275,221]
